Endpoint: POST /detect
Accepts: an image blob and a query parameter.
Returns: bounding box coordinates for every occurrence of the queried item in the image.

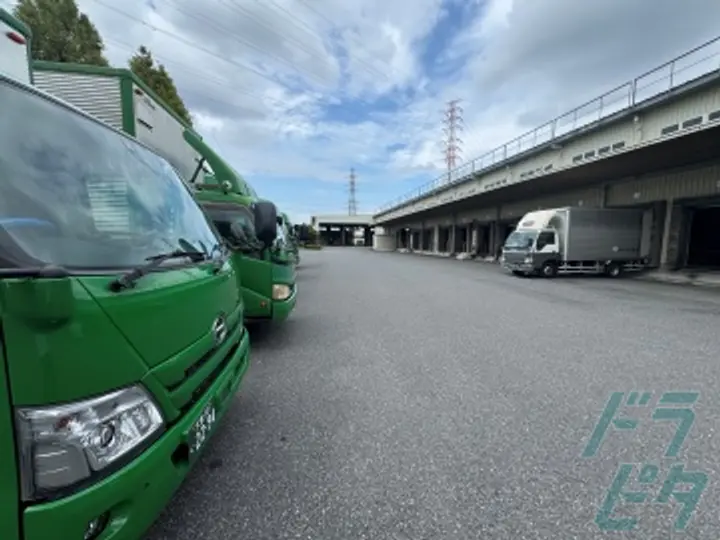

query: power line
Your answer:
[235,0,387,82]
[160,0,333,89]
[92,0,463,194]
[348,168,357,215]
[288,0,390,82]
[442,99,463,183]
[91,0,296,89]
[105,37,286,109]
[92,0,385,107]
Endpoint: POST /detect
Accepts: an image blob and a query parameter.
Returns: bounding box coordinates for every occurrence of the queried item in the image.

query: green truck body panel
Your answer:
[1,272,250,540]
[2,278,147,406]
[0,325,20,540]
[232,253,273,318]
[271,262,297,322]
[78,266,239,371]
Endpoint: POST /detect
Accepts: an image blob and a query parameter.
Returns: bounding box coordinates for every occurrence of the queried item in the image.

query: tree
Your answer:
[129,46,193,126]
[296,224,317,244]
[14,0,109,66]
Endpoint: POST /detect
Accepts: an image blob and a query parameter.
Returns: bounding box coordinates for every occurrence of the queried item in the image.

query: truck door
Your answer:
[0,330,20,540]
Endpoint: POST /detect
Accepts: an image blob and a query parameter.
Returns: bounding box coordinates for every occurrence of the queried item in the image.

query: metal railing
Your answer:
[376,36,720,215]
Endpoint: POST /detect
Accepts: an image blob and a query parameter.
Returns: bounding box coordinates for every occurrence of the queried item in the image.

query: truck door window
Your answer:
[201,204,255,240]
[536,231,555,250]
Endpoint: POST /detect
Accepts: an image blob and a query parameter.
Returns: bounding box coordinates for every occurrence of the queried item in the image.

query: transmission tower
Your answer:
[442,99,464,183]
[348,168,357,215]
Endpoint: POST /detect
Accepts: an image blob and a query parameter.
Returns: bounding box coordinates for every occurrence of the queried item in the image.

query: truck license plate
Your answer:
[189,403,216,456]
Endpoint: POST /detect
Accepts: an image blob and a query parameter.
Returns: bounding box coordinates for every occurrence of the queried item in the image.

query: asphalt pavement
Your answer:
[146,249,720,540]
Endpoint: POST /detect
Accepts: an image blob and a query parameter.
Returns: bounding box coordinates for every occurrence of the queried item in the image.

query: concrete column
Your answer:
[470,224,478,254]
[649,201,665,267]
[448,225,455,254]
[372,226,395,251]
[489,222,498,260]
[659,198,674,268]
[433,225,440,252]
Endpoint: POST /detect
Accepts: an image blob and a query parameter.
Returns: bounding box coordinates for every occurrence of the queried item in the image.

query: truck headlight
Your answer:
[16,385,164,501]
[524,257,532,264]
[272,283,291,301]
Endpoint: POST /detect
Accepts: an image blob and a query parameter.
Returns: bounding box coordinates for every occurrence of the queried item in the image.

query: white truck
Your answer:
[501,207,651,278]
[31,61,203,183]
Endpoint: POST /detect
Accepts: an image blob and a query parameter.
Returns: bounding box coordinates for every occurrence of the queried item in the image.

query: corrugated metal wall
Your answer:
[456,207,497,224]
[606,164,720,206]
[34,71,124,130]
[499,187,604,220]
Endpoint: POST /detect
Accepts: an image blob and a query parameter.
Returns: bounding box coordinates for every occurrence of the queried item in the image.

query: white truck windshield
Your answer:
[0,79,220,270]
[504,230,537,250]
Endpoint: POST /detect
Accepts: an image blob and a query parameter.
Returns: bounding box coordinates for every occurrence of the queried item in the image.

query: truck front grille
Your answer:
[152,316,244,417]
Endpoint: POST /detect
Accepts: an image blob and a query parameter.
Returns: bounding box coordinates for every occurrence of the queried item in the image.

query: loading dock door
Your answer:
[686,206,720,269]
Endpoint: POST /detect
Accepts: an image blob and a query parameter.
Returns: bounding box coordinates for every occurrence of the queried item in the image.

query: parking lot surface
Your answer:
[147,249,720,539]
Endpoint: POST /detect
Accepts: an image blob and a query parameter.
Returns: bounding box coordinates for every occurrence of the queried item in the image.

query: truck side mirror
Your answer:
[253,201,277,246]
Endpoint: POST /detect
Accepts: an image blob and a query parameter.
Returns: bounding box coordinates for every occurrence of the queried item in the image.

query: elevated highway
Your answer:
[374,37,720,272]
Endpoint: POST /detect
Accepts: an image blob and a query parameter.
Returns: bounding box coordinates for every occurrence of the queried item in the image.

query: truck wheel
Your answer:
[605,262,623,278]
[541,261,558,278]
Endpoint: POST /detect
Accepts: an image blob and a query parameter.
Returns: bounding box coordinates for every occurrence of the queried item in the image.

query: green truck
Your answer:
[0,9,250,539]
[192,176,296,322]
[32,60,297,323]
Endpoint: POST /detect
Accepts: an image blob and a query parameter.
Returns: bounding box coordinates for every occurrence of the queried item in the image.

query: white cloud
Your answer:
[3,0,720,221]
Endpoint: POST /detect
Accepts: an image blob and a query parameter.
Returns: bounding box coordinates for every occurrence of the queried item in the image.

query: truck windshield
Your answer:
[0,79,220,270]
[504,230,537,250]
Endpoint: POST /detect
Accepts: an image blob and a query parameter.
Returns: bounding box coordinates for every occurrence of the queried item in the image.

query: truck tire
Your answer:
[605,262,623,278]
[541,261,558,278]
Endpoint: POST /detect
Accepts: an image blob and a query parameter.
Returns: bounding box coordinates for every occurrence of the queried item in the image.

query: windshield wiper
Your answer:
[109,249,206,292]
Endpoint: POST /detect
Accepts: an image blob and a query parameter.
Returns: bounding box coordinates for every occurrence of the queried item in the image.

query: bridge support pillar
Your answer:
[489,222,500,260]
[659,198,674,268]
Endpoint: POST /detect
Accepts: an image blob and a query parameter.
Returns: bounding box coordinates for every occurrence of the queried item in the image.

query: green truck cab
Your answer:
[191,171,297,323]
[31,60,297,325]
[0,12,250,538]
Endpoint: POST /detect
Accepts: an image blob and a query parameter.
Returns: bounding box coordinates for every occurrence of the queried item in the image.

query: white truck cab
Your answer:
[0,9,32,85]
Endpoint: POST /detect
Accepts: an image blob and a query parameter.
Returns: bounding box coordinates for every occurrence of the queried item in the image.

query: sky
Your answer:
[5,0,720,224]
